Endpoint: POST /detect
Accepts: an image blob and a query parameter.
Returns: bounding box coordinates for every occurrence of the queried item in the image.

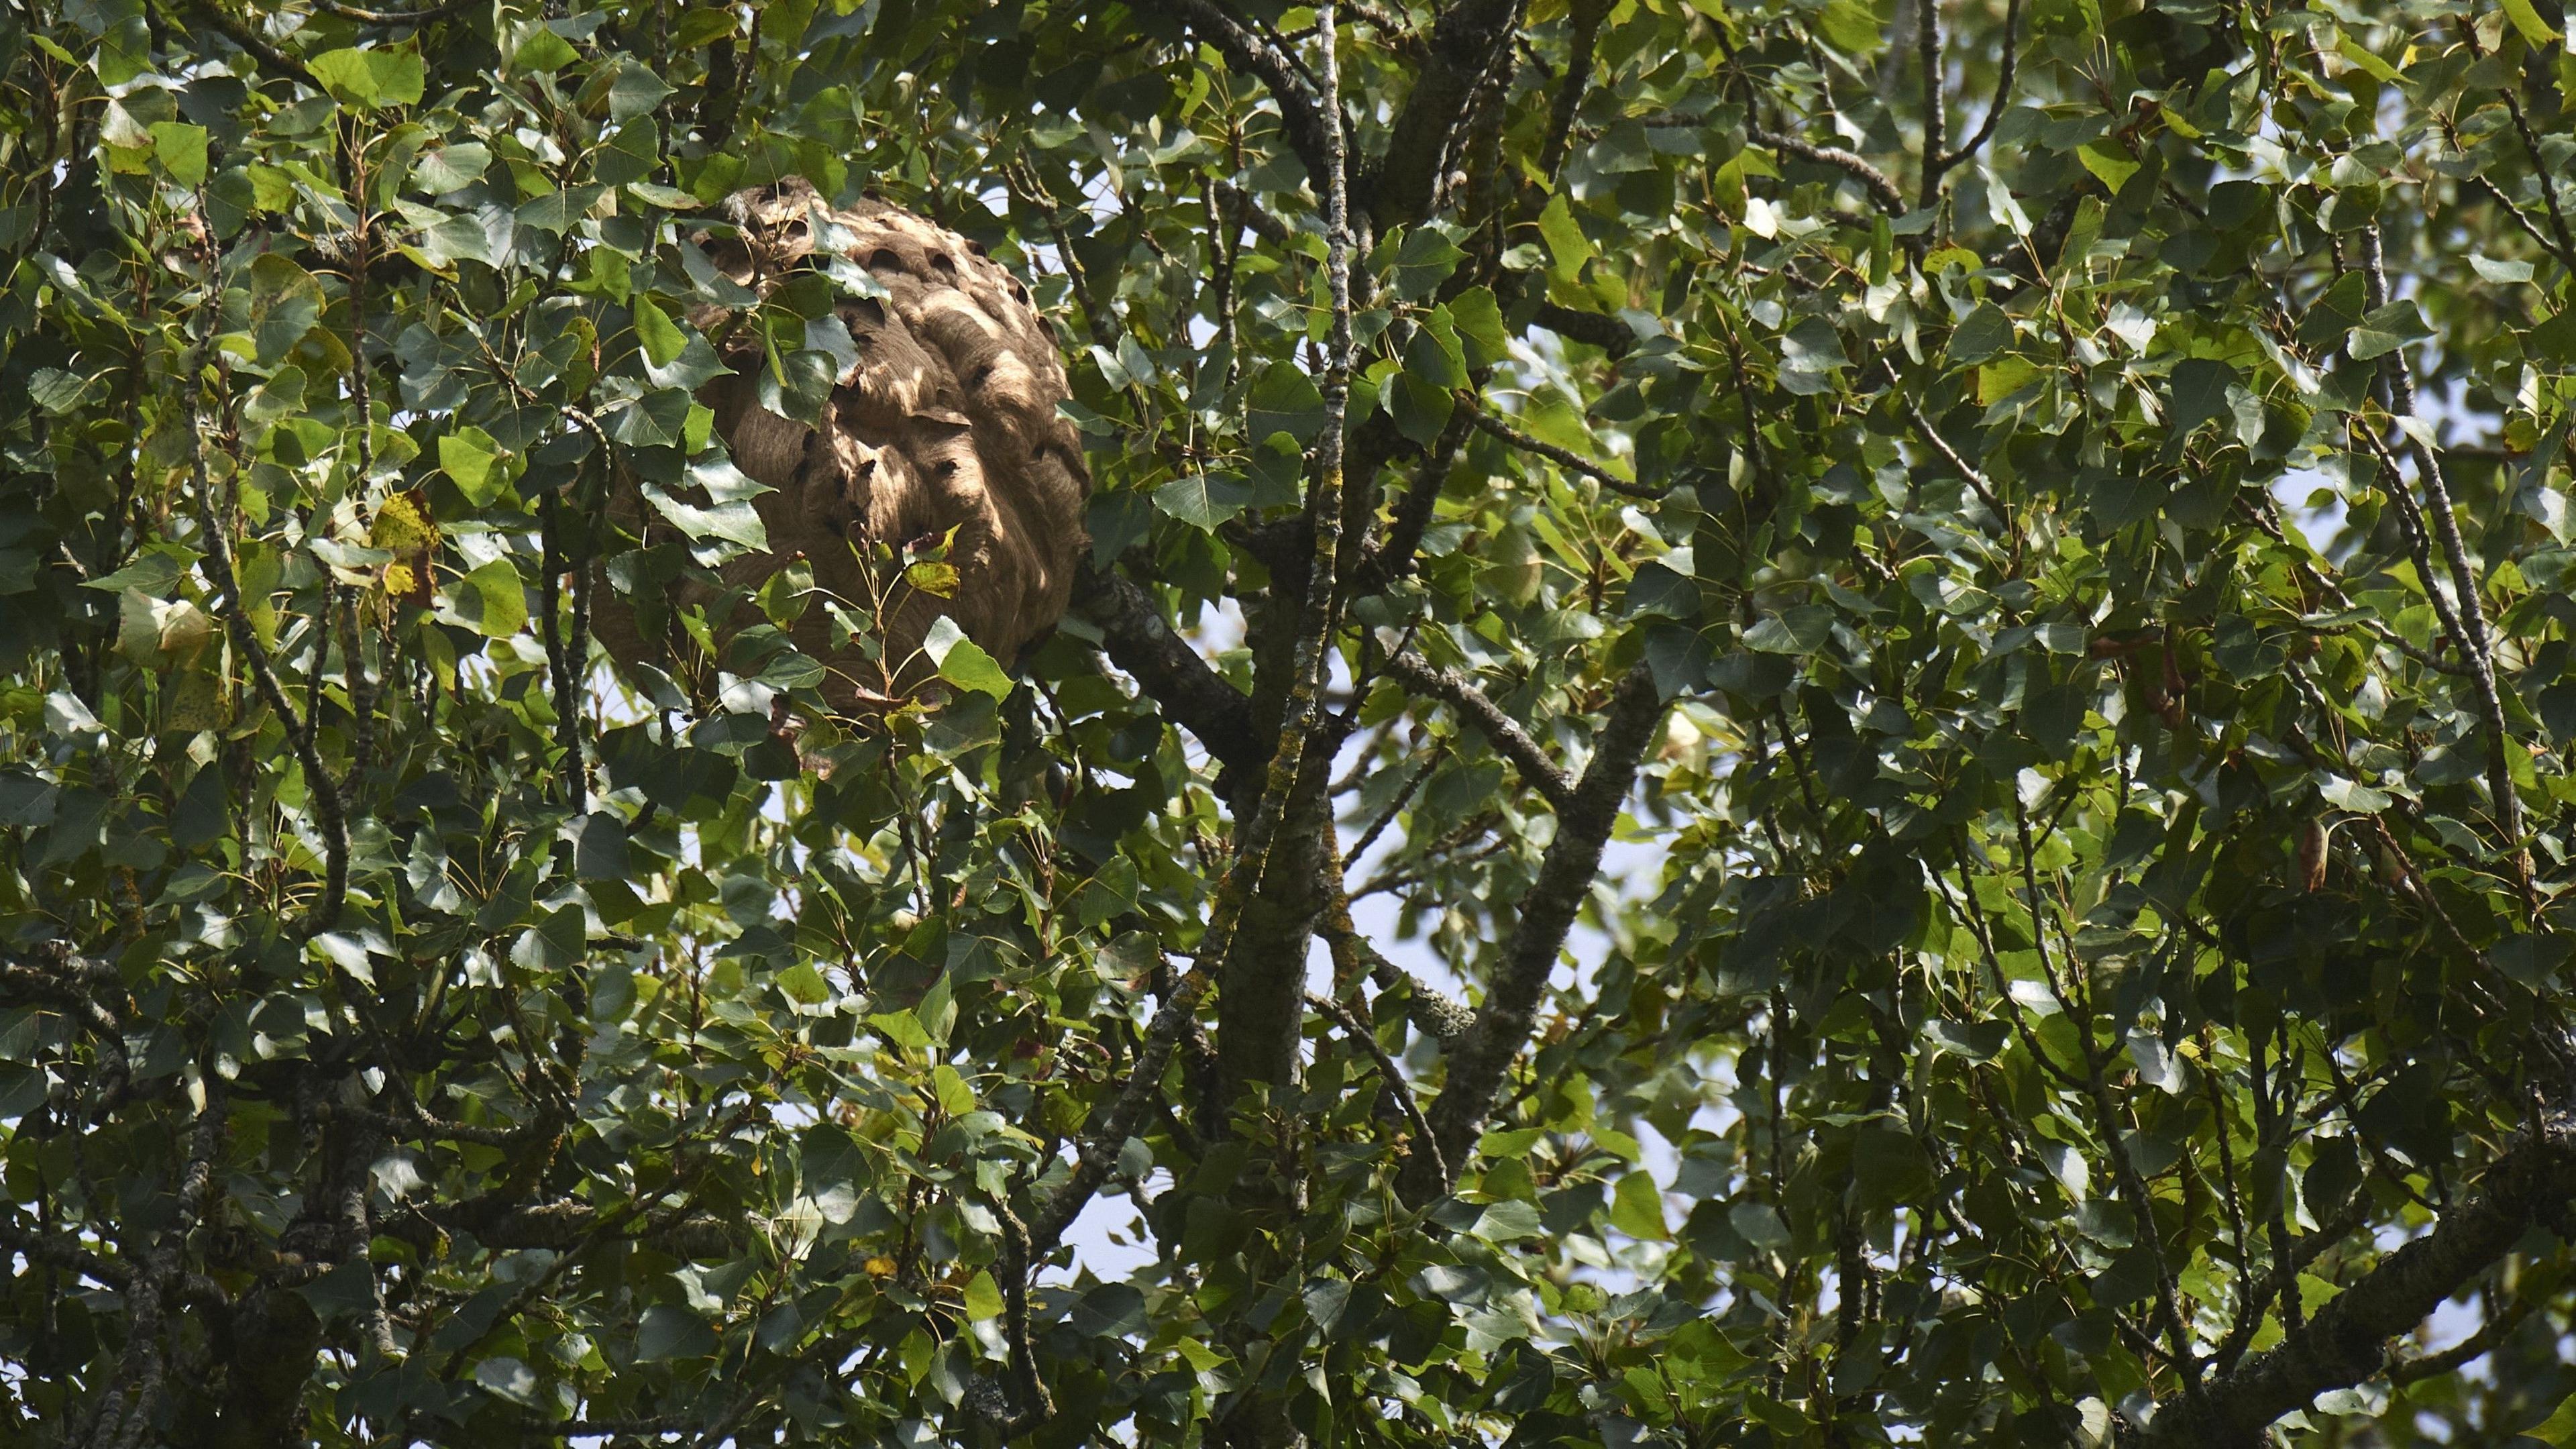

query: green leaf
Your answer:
[635,1305,716,1360]
[2166,358,2239,437]
[1609,1171,1668,1240]
[1468,1199,1544,1242]
[1976,356,2037,405]
[2347,301,2431,360]
[149,121,207,186]
[2524,1392,2576,1446]
[1246,361,1326,444]
[1448,286,1510,369]
[308,48,383,106]
[961,1270,1004,1321]
[2500,0,2561,46]
[1744,604,1834,654]
[922,616,1014,698]
[413,142,490,193]
[309,47,424,109]
[437,427,506,504]
[473,1356,542,1406]
[1947,302,2012,366]
[608,63,676,122]
[513,27,581,74]
[1816,0,1886,53]
[1389,225,1466,301]
[2076,140,2141,194]
[633,294,688,368]
[1538,195,1592,285]
[457,557,527,639]
[868,1009,932,1049]
[776,960,833,1006]
[1152,474,1252,531]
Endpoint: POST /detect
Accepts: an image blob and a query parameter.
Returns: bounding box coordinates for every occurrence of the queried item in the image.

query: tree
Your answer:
[5,0,2576,1442]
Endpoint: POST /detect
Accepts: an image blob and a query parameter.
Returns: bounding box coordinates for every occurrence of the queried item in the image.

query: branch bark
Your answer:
[1410,662,1664,1191]
[1074,561,1263,773]
[1749,125,1911,217]
[1150,0,1339,188]
[1366,0,1523,230]
[2144,1117,2576,1447]
[1383,649,1576,809]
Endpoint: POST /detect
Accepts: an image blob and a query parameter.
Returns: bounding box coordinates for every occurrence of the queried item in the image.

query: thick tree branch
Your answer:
[1532,301,1637,358]
[1150,0,1339,187]
[2147,1117,2576,1447]
[1074,562,1263,772]
[1913,0,1944,211]
[1414,662,1664,1184]
[1035,0,1363,1256]
[1383,649,1576,808]
[1367,0,1521,230]
[1536,0,1609,186]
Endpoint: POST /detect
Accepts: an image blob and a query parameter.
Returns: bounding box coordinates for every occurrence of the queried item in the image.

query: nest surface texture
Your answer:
[597,178,1091,710]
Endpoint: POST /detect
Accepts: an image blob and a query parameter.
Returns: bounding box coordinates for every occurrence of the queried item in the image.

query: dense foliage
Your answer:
[6,0,2576,1443]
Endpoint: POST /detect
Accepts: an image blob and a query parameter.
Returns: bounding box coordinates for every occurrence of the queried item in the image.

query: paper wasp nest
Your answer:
[594,178,1090,711]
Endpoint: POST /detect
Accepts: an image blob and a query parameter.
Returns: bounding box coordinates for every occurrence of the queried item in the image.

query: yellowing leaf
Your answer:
[370,489,441,606]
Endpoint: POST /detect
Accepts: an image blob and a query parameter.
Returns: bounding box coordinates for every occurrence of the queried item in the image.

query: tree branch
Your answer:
[1935,0,2018,174]
[177,0,320,89]
[2356,227,2528,901]
[380,1198,739,1258]
[1748,125,1911,217]
[195,364,348,943]
[1913,0,1944,211]
[1413,662,1664,1185]
[1310,991,1448,1191]
[1152,0,1339,188]
[1382,649,1576,808]
[1073,562,1263,773]
[1456,392,1668,498]
[1532,301,1637,357]
[1366,0,1522,230]
[2147,1117,2576,1446]
[1536,0,1609,187]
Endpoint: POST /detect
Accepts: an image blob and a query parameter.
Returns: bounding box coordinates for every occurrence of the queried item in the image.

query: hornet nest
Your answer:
[591,178,1091,712]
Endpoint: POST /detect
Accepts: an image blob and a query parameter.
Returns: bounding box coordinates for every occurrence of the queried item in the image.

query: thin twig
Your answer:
[1935,0,2019,174]
[1882,360,2006,518]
